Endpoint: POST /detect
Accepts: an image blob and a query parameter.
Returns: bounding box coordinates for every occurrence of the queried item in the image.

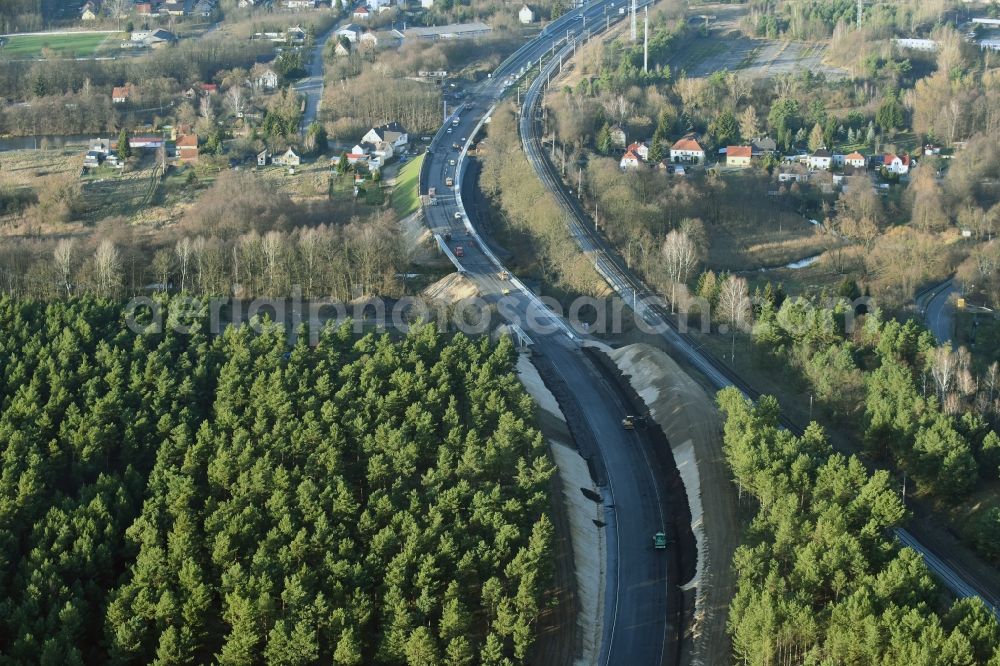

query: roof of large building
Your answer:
[176,134,198,148]
[403,22,492,38]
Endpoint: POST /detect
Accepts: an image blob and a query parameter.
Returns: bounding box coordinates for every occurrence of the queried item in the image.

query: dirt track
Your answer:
[609,343,738,666]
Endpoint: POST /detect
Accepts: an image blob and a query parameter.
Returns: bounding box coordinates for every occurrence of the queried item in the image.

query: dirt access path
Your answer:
[609,343,738,666]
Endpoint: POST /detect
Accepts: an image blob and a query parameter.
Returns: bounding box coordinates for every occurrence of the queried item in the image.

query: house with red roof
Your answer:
[669,136,704,165]
[176,134,199,163]
[884,152,911,175]
[726,145,752,168]
[111,85,133,104]
[844,151,866,169]
[627,141,649,161]
[619,149,641,170]
[353,5,371,19]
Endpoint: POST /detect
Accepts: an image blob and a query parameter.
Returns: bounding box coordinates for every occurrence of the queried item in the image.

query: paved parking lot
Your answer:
[670,4,847,80]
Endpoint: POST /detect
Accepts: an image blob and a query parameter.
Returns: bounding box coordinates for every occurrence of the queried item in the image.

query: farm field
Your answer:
[0,31,116,58]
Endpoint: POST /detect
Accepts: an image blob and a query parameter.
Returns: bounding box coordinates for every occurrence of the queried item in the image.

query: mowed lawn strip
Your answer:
[391,153,424,217]
[0,32,112,58]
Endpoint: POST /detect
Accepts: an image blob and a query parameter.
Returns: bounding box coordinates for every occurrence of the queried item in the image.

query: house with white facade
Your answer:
[518,5,535,23]
[627,141,649,161]
[362,122,408,149]
[807,149,832,170]
[844,151,866,169]
[669,136,704,165]
[883,152,911,175]
[620,149,641,170]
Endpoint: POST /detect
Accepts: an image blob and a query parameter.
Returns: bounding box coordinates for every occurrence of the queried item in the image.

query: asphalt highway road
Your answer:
[419,4,677,664]
[517,23,1000,619]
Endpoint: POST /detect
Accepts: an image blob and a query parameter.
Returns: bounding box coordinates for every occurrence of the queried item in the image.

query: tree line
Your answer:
[717,386,1000,665]
[1,171,406,302]
[0,298,555,664]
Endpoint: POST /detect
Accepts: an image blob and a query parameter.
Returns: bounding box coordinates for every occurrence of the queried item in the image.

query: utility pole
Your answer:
[443,100,447,123]
[643,7,649,73]
[630,0,636,41]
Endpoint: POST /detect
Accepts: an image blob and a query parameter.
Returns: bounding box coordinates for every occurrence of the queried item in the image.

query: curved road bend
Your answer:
[518,26,1000,618]
[419,3,679,664]
[918,278,959,347]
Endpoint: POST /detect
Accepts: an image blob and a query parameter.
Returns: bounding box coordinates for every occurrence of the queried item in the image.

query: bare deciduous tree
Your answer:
[175,237,192,292]
[738,105,759,142]
[225,86,246,118]
[53,239,75,296]
[94,240,121,299]
[718,275,752,362]
[661,229,700,313]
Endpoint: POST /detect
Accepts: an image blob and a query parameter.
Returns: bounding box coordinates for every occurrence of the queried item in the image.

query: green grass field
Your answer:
[0,32,114,58]
[391,154,424,217]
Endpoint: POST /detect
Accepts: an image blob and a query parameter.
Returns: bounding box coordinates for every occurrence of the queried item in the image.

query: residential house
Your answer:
[669,136,705,165]
[257,149,271,166]
[353,5,370,19]
[336,23,363,42]
[105,154,121,168]
[194,0,214,16]
[81,2,98,20]
[273,147,301,166]
[345,151,368,165]
[627,141,649,161]
[135,2,154,14]
[89,138,111,155]
[334,41,351,56]
[366,0,391,10]
[421,0,434,7]
[750,136,777,156]
[111,85,133,104]
[200,83,218,95]
[619,149,641,170]
[609,124,627,148]
[287,25,307,42]
[362,122,408,149]
[884,152,911,175]
[83,151,102,168]
[286,0,317,7]
[238,0,257,7]
[176,134,199,163]
[726,145,752,168]
[253,66,280,90]
[844,151,866,169]
[518,4,535,23]
[163,0,186,15]
[807,149,832,170]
